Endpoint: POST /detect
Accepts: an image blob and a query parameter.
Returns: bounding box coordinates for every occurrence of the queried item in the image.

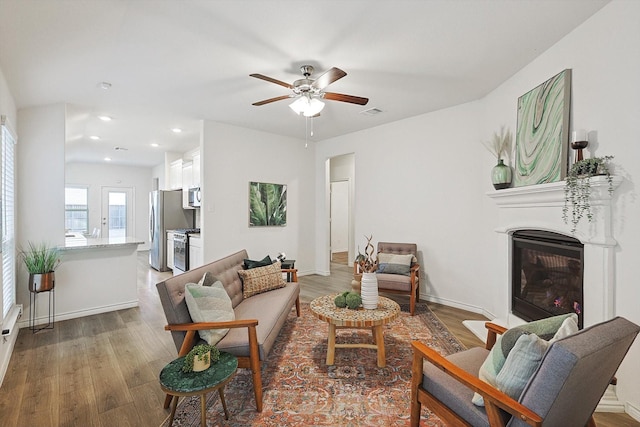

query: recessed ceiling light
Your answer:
[98,115,112,122]
[171,128,182,133]
[104,157,112,161]
[97,81,112,90]
[150,143,159,147]
[89,135,100,140]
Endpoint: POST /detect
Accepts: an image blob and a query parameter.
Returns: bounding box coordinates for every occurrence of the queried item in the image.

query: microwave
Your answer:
[188,187,201,208]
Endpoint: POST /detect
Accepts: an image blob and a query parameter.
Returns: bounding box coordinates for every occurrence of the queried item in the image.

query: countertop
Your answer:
[61,235,145,251]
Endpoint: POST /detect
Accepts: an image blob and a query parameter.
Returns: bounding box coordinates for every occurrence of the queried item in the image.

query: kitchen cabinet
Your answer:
[182,161,194,209]
[189,235,203,270]
[167,232,175,270]
[169,159,183,190]
[192,152,201,187]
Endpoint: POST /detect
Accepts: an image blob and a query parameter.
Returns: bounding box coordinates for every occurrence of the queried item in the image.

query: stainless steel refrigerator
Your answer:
[149,190,193,271]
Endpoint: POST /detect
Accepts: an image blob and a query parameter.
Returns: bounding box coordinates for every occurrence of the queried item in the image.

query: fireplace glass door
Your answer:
[512,230,584,328]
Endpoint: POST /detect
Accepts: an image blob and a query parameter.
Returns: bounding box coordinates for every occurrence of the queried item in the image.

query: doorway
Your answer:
[330,180,349,264]
[328,153,355,270]
[101,187,134,238]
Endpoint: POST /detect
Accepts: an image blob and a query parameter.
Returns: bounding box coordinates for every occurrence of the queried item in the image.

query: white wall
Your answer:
[313,0,640,415]
[66,162,153,250]
[200,121,316,275]
[315,101,485,307]
[478,0,640,414]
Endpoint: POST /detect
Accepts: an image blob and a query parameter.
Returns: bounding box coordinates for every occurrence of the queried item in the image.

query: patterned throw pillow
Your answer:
[238,261,286,299]
[376,253,413,276]
[184,280,235,345]
[472,313,578,406]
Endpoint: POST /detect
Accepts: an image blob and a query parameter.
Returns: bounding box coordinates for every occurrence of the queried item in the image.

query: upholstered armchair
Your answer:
[410,316,639,427]
[354,242,420,315]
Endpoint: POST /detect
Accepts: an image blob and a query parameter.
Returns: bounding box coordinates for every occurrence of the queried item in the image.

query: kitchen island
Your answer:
[21,235,144,328]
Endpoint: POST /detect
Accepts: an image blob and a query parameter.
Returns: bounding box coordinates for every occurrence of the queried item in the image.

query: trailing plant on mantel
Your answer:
[563,155,614,233]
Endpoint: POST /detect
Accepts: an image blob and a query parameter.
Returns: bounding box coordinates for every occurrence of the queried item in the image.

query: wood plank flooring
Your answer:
[0,252,636,426]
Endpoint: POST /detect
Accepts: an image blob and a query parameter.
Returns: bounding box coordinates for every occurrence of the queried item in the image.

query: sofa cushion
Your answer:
[238,261,286,299]
[184,280,235,345]
[216,281,300,359]
[376,252,413,276]
[243,255,273,270]
[375,273,412,292]
[198,271,218,286]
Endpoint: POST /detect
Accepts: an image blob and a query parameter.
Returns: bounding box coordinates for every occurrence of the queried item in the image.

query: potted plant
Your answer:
[182,344,220,373]
[483,126,513,189]
[563,155,614,233]
[20,241,61,293]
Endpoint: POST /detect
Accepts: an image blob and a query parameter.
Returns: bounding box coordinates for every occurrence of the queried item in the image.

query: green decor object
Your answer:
[491,159,513,190]
[515,69,571,187]
[345,292,362,309]
[483,126,513,190]
[249,181,287,227]
[334,291,362,309]
[20,241,61,293]
[20,241,60,274]
[182,344,221,373]
[562,155,614,233]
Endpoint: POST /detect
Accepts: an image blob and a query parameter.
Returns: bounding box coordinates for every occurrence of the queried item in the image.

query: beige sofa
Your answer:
[156,249,300,412]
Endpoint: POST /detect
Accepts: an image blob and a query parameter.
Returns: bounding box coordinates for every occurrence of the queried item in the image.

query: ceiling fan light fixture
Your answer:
[289,96,324,117]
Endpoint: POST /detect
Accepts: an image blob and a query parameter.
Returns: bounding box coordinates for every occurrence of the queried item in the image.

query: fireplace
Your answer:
[512,230,584,328]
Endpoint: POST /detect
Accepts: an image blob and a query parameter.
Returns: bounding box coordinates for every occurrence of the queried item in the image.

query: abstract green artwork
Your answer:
[249,182,287,227]
[515,69,571,187]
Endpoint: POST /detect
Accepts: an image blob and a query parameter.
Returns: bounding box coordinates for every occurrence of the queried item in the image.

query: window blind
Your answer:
[1,117,16,320]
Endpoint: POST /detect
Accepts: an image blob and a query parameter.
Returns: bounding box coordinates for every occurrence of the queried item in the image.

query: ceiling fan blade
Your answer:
[311,67,347,90]
[250,73,293,89]
[323,92,369,106]
[252,95,292,106]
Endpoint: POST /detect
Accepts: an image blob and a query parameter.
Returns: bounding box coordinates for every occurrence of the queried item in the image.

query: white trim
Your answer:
[16,300,138,329]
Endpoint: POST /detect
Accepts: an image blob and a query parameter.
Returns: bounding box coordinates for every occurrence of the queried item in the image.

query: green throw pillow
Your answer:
[472,313,578,406]
[184,280,235,346]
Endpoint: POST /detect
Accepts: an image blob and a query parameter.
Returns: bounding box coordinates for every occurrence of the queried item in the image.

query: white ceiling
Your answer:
[0,0,609,167]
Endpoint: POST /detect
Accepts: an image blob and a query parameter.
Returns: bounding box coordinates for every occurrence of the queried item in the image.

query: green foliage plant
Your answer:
[563,156,614,233]
[182,344,221,373]
[20,241,61,274]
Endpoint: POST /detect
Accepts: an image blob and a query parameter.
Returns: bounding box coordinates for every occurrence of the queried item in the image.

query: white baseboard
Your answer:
[626,401,640,422]
[421,293,495,319]
[17,300,139,329]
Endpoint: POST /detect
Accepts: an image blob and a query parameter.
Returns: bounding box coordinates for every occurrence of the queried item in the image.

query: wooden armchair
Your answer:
[354,242,420,315]
[410,317,639,427]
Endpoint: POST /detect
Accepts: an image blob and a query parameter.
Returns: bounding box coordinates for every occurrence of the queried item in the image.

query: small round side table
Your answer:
[159,351,238,426]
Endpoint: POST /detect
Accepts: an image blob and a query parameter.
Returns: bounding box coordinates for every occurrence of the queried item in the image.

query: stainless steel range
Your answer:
[173,228,200,273]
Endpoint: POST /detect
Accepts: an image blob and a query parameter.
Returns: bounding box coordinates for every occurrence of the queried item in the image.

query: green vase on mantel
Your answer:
[492,159,512,190]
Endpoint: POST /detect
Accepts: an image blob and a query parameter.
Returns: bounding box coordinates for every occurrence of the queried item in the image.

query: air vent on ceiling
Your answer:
[114,146,128,151]
[360,107,383,116]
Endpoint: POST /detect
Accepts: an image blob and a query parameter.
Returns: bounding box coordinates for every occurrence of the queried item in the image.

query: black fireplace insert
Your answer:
[512,230,584,328]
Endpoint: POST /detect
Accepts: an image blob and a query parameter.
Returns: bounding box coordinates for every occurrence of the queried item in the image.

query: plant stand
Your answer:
[29,288,55,333]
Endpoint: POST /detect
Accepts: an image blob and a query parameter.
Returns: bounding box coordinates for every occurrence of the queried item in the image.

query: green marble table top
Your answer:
[159,351,238,394]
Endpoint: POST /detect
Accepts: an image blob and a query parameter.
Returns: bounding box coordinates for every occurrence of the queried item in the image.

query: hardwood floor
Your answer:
[0,253,636,426]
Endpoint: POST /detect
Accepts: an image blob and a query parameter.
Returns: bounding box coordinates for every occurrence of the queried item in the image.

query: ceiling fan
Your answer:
[250,65,369,117]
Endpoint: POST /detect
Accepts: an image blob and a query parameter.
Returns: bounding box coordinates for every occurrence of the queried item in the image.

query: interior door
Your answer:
[330,181,349,263]
[101,187,133,238]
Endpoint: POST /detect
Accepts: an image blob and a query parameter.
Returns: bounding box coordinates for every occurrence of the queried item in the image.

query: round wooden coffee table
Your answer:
[310,294,400,367]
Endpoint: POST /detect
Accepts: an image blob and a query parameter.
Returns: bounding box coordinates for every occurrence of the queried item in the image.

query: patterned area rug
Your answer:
[160,302,465,427]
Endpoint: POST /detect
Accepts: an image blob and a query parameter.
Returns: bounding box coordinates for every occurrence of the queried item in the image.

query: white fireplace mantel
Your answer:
[464,175,624,411]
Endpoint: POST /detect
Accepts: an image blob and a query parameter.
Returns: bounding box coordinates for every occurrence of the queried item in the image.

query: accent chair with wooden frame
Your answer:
[354,242,420,315]
[410,316,639,427]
